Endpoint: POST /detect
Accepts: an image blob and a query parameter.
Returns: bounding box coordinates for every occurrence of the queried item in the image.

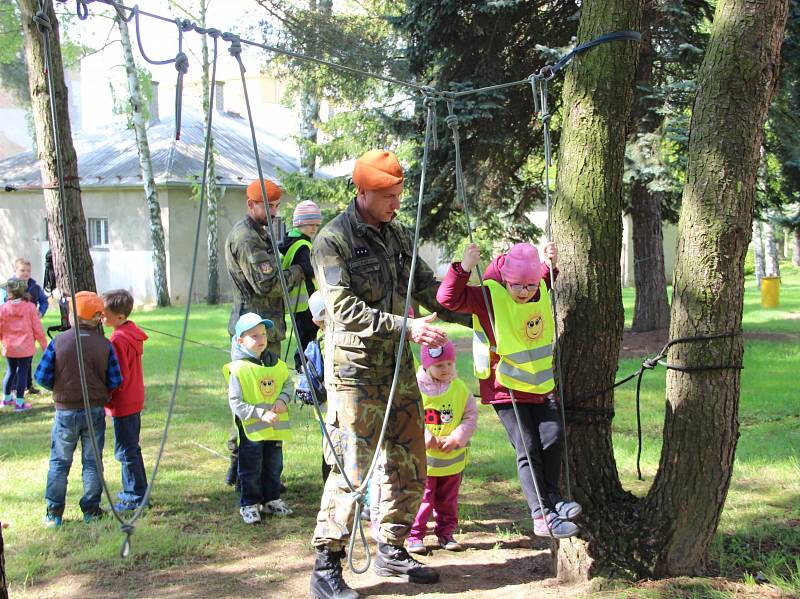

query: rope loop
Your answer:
[538,64,556,81]
[75,0,89,20]
[205,27,221,39]
[33,9,52,32]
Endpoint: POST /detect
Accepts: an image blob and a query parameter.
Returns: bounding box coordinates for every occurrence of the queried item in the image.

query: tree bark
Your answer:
[551,0,643,580]
[627,3,670,333]
[763,211,781,277]
[0,523,7,599]
[19,0,95,294]
[752,217,765,288]
[648,0,787,577]
[793,227,800,267]
[115,11,171,306]
[630,182,670,331]
[199,0,221,304]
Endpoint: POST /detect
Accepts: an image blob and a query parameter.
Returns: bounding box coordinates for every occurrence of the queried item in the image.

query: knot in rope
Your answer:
[421,94,438,150]
[119,523,135,558]
[541,112,552,126]
[204,27,221,39]
[538,64,556,81]
[33,9,52,32]
[226,35,243,59]
[445,114,459,130]
[642,357,659,370]
[178,18,194,32]
[174,51,189,75]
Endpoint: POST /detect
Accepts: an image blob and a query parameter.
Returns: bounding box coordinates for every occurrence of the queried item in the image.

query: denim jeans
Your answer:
[3,356,32,397]
[45,407,106,515]
[236,418,283,507]
[113,412,148,507]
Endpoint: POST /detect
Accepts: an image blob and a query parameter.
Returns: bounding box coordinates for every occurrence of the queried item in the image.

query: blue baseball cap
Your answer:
[233,312,274,340]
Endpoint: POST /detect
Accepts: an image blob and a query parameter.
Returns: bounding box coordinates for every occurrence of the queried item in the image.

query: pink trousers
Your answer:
[408,472,462,541]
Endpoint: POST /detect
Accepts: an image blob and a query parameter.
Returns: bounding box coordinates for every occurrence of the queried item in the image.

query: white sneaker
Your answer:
[240,504,261,525]
[262,498,293,517]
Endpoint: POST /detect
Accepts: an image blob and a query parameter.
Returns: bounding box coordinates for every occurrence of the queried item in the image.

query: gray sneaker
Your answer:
[554,499,582,520]
[533,511,579,538]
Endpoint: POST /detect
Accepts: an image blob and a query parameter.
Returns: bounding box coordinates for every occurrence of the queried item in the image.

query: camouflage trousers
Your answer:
[312,381,427,550]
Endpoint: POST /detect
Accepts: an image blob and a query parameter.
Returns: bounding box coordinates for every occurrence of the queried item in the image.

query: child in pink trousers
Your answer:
[0,278,47,411]
[406,341,477,554]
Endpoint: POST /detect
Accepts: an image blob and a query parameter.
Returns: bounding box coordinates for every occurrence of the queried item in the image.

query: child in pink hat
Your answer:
[405,340,477,554]
[435,241,581,539]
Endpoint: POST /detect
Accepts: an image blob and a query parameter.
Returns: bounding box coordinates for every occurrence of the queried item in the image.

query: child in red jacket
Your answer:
[103,289,149,511]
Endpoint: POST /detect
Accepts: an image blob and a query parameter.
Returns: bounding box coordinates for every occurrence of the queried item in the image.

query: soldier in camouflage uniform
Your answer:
[225,179,305,356]
[308,150,470,599]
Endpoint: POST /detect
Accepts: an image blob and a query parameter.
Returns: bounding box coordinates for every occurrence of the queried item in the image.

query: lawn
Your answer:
[1,264,798,598]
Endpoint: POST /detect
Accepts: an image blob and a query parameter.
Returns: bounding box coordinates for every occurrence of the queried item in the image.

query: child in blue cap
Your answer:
[223,312,294,524]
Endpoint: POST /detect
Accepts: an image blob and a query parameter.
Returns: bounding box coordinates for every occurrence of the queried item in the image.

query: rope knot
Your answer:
[227,36,243,58]
[540,113,551,126]
[205,27,221,39]
[642,357,659,370]
[33,9,52,32]
[179,18,194,32]
[174,51,189,75]
[445,114,459,130]
[422,96,436,109]
[538,65,555,81]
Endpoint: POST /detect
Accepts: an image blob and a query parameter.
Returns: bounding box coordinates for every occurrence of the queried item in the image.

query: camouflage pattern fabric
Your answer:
[311,200,470,391]
[310,199,470,549]
[312,381,426,549]
[225,215,304,345]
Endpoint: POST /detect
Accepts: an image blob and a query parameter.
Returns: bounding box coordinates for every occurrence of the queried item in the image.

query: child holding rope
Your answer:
[0,278,47,411]
[224,313,294,524]
[406,341,477,554]
[436,242,580,538]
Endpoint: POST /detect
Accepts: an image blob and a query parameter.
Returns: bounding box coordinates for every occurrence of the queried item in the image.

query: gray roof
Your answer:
[0,108,329,190]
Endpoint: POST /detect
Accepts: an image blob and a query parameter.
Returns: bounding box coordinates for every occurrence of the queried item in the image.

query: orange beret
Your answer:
[246,179,282,203]
[69,291,104,321]
[352,150,404,191]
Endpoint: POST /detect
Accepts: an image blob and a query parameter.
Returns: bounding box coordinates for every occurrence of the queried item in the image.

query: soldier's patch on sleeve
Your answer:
[259,261,274,274]
[324,265,342,285]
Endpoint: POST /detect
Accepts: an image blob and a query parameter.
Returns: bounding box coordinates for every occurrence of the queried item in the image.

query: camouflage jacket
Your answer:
[225,216,304,338]
[312,200,471,386]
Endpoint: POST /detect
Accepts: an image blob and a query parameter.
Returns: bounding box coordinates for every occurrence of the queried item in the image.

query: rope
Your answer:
[137,325,230,355]
[230,35,439,571]
[445,100,554,537]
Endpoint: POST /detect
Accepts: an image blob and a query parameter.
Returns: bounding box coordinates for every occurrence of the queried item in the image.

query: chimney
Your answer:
[215,80,225,114]
[148,80,160,125]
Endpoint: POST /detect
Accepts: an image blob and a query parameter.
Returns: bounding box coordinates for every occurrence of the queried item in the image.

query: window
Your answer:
[87,218,109,249]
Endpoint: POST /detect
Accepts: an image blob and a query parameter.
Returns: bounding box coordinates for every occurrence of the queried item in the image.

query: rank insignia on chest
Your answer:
[353,247,370,258]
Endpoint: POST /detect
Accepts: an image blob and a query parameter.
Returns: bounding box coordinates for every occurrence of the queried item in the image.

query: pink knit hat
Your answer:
[293,200,322,227]
[420,341,456,370]
[500,243,542,286]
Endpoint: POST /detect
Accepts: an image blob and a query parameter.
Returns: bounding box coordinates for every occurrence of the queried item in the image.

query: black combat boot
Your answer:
[373,542,440,584]
[309,546,359,599]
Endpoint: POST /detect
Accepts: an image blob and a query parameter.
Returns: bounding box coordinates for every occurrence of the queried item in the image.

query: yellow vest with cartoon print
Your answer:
[474,279,555,395]
[223,359,292,441]
[281,238,312,313]
[422,378,469,477]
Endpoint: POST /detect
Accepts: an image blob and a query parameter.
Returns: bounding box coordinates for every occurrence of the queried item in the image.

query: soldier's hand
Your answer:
[461,243,480,271]
[408,313,448,347]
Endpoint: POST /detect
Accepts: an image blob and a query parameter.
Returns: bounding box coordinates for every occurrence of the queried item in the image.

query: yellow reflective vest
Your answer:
[472,279,555,395]
[222,359,292,441]
[422,378,469,477]
[280,237,313,313]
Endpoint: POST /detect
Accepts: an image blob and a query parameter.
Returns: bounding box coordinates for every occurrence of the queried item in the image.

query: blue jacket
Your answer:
[26,278,49,317]
[297,339,324,395]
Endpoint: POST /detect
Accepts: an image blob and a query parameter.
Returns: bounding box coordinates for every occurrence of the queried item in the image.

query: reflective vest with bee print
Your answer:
[222,359,292,441]
[472,279,555,395]
[422,378,469,477]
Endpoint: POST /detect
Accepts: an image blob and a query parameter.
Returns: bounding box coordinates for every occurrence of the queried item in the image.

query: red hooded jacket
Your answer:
[106,320,148,417]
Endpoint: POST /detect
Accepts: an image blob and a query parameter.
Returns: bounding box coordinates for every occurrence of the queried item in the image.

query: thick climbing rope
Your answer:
[34,0,224,556]
[51,0,643,562]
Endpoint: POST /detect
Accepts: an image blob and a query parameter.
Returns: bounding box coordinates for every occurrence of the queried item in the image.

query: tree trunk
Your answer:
[550,0,643,580]
[199,0,221,305]
[115,11,171,307]
[630,182,670,331]
[19,0,95,294]
[752,217,765,288]
[0,523,7,599]
[793,227,800,267]
[763,213,781,277]
[627,2,670,333]
[298,0,331,181]
[647,0,787,577]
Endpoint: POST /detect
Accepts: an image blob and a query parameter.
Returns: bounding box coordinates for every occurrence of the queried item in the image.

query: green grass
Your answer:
[1,264,798,596]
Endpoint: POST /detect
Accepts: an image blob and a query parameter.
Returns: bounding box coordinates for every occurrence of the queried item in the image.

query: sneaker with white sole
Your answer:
[406,539,426,554]
[240,504,261,525]
[262,498,293,517]
[533,510,579,538]
[554,499,582,520]
[438,535,463,551]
